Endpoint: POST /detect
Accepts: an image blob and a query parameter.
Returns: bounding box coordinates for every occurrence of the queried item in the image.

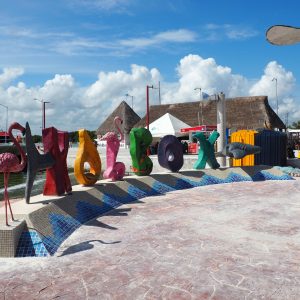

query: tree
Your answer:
[68,130,96,143]
[87,130,96,140]
[68,131,79,143]
[32,135,42,143]
[290,120,300,129]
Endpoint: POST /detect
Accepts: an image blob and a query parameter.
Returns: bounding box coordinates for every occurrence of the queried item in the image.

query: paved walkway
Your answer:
[0,179,300,299]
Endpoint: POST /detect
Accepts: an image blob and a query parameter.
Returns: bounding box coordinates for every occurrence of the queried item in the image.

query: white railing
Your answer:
[95,139,126,148]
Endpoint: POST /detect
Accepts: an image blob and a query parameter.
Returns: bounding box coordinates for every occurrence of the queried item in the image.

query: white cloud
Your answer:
[119,29,197,49]
[249,61,295,97]
[50,29,197,55]
[0,25,74,39]
[84,64,161,114]
[68,0,133,12]
[162,54,249,103]
[225,28,258,40]
[203,23,259,41]
[249,61,296,119]
[0,56,298,134]
[0,67,24,86]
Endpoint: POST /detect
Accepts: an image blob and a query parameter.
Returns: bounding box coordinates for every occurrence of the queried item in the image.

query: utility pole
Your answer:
[34,98,51,130]
[217,92,226,167]
[194,87,203,124]
[158,81,161,105]
[146,85,154,130]
[0,104,8,143]
[125,93,134,109]
[194,87,202,100]
[272,77,278,115]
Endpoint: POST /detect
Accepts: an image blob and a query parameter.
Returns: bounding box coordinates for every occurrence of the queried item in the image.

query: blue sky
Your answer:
[0,0,300,134]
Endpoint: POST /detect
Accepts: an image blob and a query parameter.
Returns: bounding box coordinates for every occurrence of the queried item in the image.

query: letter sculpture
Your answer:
[25,122,55,203]
[193,131,220,169]
[74,129,101,185]
[221,142,261,159]
[158,135,183,172]
[129,128,153,176]
[43,127,72,196]
[0,122,27,225]
[100,116,125,181]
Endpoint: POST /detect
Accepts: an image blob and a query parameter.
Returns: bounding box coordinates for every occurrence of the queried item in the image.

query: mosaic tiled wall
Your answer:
[0,220,25,257]
[15,166,292,257]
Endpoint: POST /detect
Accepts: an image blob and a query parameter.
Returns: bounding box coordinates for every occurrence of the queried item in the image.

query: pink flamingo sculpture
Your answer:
[0,122,27,226]
[101,116,125,181]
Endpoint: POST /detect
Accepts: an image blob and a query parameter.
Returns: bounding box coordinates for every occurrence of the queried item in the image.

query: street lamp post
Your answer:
[146,85,155,130]
[0,103,8,144]
[125,93,134,109]
[272,77,278,115]
[194,87,203,125]
[34,98,51,130]
[194,87,202,100]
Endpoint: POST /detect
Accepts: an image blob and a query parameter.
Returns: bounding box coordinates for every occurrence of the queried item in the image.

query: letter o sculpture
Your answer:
[157,135,183,172]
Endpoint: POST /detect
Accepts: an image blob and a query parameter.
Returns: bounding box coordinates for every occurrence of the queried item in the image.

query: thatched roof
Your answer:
[96,101,141,136]
[134,96,285,131]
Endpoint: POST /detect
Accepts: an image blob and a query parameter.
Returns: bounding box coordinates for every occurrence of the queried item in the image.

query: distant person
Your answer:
[149,144,155,155]
[287,141,295,158]
[182,141,188,154]
[154,141,159,154]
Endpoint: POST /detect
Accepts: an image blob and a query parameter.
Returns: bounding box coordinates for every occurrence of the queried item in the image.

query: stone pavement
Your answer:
[0,179,300,299]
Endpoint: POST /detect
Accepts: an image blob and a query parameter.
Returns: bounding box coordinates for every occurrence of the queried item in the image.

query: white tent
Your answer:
[148,113,191,138]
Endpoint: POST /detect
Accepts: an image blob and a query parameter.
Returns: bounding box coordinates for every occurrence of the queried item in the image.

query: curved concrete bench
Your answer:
[2,165,291,257]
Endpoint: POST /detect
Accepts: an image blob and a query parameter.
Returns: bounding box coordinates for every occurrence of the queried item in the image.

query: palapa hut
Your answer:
[134,96,285,132]
[96,101,141,146]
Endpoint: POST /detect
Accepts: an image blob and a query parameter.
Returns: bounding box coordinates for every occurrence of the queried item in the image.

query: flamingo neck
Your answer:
[9,126,26,167]
[114,118,124,142]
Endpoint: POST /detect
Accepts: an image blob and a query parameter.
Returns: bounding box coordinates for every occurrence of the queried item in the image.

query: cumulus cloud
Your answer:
[84,64,161,123]
[249,61,295,97]
[163,54,249,103]
[249,61,297,118]
[0,67,24,86]
[0,56,298,134]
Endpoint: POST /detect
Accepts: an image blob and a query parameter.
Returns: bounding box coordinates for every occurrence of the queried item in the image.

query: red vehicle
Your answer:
[0,131,11,144]
[181,125,218,154]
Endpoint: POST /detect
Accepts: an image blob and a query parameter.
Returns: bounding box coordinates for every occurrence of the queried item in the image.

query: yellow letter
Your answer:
[74,129,101,185]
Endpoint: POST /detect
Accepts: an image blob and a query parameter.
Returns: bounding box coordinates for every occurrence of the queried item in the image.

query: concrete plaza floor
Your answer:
[0,179,300,299]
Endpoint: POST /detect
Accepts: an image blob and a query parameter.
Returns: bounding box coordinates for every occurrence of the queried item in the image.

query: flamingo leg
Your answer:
[4,172,9,226]
[4,172,14,225]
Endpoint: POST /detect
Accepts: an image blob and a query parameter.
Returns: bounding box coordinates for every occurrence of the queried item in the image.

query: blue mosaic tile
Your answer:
[252,170,292,181]
[173,172,251,189]
[42,213,81,255]
[103,191,137,205]
[201,174,226,185]
[75,201,113,224]
[16,230,49,257]
[151,181,176,194]
[14,167,294,257]
[173,178,196,189]
[177,177,205,187]
[127,185,148,199]
[102,194,123,208]
[226,172,251,183]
